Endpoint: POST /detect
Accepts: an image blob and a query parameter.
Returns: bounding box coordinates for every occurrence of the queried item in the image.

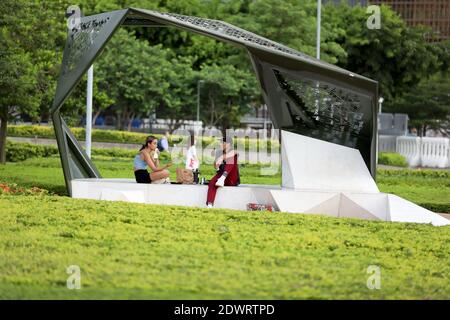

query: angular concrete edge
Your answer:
[72,179,450,226]
[281,131,379,193]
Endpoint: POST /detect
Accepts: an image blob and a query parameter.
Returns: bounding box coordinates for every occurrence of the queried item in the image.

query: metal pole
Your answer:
[197,80,203,123]
[378,97,384,114]
[86,64,93,158]
[314,0,322,119]
[197,80,200,122]
[316,0,321,60]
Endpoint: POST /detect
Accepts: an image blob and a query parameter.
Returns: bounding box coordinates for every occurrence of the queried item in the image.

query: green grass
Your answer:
[378,152,408,167]
[0,156,449,299]
[0,194,449,299]
[0,155,281,195]
[0,156,448,212]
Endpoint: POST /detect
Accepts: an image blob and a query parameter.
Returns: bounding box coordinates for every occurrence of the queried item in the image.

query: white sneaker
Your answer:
[207,203,213,208]
[215,175,226,187]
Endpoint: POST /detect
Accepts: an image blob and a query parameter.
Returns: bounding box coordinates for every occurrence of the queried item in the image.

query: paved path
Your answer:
[438,213,450,220]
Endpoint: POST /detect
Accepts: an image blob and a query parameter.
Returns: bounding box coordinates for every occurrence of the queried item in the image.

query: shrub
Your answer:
[5,140,171,162]
[7,125,280,151]
[5,140,59,162]
[378,152,408,167]
[0,183,50,195]
[418,202,450,214]
[7,125,55,139]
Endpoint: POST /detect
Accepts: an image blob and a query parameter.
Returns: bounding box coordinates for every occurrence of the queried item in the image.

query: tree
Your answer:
[388,72,450,137]
[228,0,347,64]
[154,56,199,133]
[0,0,44,163]
[95,29,172,130]
[198,64,260,133]
[324,3,446,100]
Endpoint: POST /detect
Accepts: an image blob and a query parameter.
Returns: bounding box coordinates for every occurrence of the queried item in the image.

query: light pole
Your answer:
[314,0,322,118]
[86,64,93,158]
[197,80,204,123]
[316,0,321,60]
[378,97,384,114]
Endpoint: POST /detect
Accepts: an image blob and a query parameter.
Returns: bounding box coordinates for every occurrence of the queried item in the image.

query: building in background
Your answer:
[370,0,450,41]
[325,0,450,41]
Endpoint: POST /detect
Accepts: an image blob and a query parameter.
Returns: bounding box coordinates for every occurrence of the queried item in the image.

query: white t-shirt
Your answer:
[185,145,199,170]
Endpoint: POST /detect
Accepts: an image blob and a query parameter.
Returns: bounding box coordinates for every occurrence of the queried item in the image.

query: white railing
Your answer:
[396,136,449,168]
[378,135,397,152]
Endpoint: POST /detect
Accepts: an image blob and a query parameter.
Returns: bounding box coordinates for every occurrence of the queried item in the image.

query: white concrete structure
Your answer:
[71,131,450,226]
[281,131,379,193]
[397,136,449,168]
[72,179,278,211]
[72,179,449,226]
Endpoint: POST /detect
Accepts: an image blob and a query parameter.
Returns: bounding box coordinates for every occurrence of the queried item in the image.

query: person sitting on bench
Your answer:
[134,135,172,184]
[206,137,240,208]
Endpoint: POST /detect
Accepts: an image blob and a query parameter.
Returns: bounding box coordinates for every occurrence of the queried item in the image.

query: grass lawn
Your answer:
[0,156,449,299]
[0,194,449,299]
[0,155,448,212]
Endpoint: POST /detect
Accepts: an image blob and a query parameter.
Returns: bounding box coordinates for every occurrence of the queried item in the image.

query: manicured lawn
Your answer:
[0,156,449,299]
[0,194,449,299]
[0,156,448,212]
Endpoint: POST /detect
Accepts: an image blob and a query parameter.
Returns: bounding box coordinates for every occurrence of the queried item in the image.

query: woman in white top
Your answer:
[185,134,199,170]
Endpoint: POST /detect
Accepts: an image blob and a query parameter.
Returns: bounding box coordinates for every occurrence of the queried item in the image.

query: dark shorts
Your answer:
[134,169,152,184]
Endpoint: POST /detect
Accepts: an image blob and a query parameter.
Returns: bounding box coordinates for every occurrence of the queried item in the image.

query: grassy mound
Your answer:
[0,195,448,299]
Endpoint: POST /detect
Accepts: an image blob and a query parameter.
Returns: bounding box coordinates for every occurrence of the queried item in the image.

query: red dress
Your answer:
[206,154,240,205]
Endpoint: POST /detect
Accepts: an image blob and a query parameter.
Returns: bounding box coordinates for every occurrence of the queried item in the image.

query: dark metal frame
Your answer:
[51,8,378,196]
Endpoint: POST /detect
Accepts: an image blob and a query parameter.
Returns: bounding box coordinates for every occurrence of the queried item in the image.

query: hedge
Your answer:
[5,140,170,162]
[7,125,280,151]
[6,141,59,162]
[7,125,163,145]
[378,152,408,167]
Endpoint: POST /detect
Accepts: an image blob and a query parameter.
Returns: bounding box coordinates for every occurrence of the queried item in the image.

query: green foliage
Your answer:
[5,141,59,162]
[378,153,408,168]
[1,147,448,213]
[199,64,260,129]
[324,3,448,101]
[377,168,450,212]
[7,125,160,144]
[0,194,449,299]
[7,125,280,151]
[4,140,172,163]
[95,29,172,130]
[387,72,450,136]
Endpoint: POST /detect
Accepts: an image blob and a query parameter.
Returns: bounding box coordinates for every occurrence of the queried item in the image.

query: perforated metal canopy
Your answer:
[51,8,378,196]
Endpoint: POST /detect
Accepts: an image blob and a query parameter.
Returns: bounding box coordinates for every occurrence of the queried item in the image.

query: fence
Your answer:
[378,135,397,153]
[396,136,449,168]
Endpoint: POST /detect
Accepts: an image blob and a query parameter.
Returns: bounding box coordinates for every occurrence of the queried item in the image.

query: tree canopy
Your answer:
[1,0,449,164]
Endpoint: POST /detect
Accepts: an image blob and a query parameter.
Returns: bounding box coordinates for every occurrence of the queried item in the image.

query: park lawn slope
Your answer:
[0,194,449,299]
[1,156,448,212]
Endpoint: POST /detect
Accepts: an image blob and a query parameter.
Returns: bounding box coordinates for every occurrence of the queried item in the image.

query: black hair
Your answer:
[139,135,157,151]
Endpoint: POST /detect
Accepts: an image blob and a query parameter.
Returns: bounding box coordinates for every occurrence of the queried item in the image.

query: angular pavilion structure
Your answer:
[51,8,449,226]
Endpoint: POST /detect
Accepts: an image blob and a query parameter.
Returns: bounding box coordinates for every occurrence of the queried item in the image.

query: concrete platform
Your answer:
[71,178,450,226]
[72,179,280,211]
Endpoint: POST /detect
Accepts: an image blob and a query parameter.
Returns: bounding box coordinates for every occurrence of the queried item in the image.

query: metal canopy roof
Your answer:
[51,8,378,196]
